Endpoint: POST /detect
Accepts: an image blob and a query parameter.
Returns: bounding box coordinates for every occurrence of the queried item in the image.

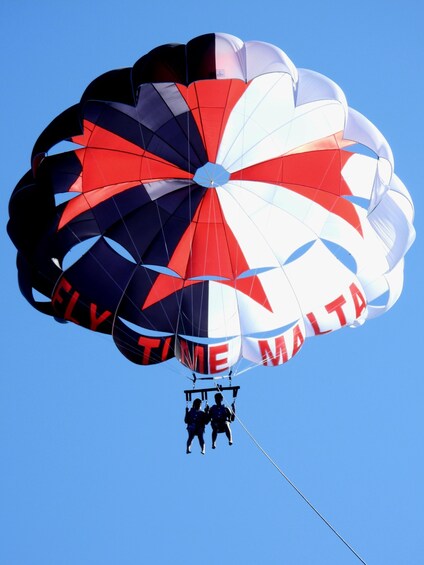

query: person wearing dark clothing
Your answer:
[185,398,209,454]
[209,392,235,448]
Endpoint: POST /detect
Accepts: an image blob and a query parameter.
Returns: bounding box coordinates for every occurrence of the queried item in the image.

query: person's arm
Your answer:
[230,403,235,422]
[184,408,190,424]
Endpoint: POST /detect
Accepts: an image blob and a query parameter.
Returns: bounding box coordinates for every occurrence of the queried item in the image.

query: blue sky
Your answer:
[1,2,422,564]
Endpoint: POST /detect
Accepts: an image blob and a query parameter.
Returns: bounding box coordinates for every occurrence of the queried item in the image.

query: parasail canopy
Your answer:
[8,33,415,374]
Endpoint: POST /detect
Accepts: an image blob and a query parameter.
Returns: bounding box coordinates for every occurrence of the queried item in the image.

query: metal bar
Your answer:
[183,386,240,396]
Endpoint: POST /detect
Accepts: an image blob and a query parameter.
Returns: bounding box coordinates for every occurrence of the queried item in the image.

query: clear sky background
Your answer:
[1,2,422,564]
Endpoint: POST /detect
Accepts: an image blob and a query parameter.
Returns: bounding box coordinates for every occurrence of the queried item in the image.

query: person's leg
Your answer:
[198,431,205,454]
[211,427,218,449]
[224,422,233,445]
[187,429,195,453]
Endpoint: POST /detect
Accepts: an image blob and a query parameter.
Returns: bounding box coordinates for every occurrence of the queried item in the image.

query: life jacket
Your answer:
[210,405,229,423]
[186,409,206,431]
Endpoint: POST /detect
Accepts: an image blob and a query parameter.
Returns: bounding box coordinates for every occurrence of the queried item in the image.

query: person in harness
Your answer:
[185,398,209,455]
[209,392,235,449]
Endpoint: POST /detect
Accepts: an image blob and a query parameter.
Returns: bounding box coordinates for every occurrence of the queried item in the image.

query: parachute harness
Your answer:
[217,386,368,565]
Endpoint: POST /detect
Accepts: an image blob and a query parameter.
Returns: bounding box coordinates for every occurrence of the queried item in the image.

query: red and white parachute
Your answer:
[8,33,415,374]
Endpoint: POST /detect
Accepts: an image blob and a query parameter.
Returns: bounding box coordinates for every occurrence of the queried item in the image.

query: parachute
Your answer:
[8,33,415,375]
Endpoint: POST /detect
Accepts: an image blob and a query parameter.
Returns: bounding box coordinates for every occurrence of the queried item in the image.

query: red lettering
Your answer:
[292,324,304,357]
[52,278,80,324]
[325,294,347,326]
[192,346,205,373]
[89,304,112,331]
[137,336,161,365]
[179,340,205,373]
[52,278,72,305]
[306,312,331,335]
[350,282,367,319]
[161,337,172,361]
[64,290,80,324]
[259,335,288,366]
[179,339,190,366]
[209,343,229,374]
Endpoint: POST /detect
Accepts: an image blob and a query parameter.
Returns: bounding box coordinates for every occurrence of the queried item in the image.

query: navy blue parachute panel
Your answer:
[131,34,218,87]
[113,269,210,337]
[80,68,135,107]
[136,85,207,169]
[31,105,82,163]
[186,34,218,83]
[132,43,188,86]
[37,151,82,197]
[102,199,170,264]
[115,266,183,334]
[16,253,56,316]
[153,182,204,219]
[100,183,205,266]
[8,171,55,257]
[87,184,150,239]
[54,210,102,263]
[138,185,206,267]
